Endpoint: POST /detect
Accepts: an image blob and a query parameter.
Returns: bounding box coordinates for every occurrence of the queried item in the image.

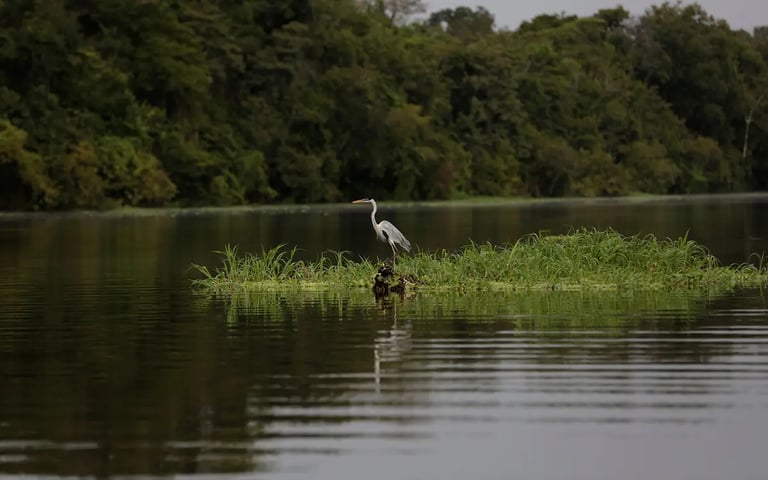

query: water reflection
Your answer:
[2,195,767,276]
[1,196,768,478]
[228,290,768,479]
[373,296,412,393]
[1,285,768,477]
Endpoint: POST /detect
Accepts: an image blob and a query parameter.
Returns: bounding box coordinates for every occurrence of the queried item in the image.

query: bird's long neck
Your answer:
[369,200,378,229]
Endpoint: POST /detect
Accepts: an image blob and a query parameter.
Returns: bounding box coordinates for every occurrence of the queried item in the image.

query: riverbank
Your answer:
[5,192,768,219]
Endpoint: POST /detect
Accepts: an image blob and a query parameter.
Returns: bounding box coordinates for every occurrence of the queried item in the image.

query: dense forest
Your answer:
[1,0,767,210]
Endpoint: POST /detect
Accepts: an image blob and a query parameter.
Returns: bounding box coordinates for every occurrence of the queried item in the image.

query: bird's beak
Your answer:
[352,199,367,204]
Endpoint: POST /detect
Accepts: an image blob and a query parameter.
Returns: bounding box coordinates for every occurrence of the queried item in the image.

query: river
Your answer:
[1,194,767,479]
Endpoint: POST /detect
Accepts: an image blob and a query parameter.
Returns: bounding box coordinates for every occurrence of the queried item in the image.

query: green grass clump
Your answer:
[191,228,768,294]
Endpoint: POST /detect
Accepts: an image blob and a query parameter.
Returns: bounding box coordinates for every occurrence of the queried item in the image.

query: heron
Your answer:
[352,198,411,268]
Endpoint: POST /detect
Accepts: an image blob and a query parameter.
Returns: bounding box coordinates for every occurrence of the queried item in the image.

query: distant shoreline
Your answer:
[2,192,768,220]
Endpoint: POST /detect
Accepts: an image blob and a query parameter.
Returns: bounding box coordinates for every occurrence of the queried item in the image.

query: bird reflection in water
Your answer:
[373,294,412,393]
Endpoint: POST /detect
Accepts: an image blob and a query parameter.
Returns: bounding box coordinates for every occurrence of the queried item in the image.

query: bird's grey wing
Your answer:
[379,220,411,252]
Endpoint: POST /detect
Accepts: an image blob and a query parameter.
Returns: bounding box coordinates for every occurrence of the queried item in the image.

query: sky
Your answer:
[424,0,767,32]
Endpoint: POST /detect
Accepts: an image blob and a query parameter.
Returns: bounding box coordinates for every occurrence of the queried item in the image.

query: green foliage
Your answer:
[49,137,176,209]
[191,229,768,294]
[1,0,767,210]
[679,136,729,192]
[427,6,495,42]
[51,139,107,209]
[0,119,58,209]
[621,140,679,193]
[99,136,177,206]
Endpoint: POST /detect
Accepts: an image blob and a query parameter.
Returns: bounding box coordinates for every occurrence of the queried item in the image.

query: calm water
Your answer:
[1,194,768,479]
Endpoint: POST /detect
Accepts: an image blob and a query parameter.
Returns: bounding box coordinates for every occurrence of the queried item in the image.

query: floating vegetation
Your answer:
[191,228,768,294]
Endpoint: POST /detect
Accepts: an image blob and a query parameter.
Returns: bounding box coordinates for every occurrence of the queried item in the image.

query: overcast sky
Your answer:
[425,0,767,32]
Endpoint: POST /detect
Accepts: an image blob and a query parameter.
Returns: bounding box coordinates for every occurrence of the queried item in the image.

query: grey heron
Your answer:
[352,198,411,268]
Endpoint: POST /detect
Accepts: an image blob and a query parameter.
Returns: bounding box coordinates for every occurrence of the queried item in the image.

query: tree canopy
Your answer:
[1,0,766,210]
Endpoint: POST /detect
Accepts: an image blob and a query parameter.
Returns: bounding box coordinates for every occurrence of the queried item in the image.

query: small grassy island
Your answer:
[191,229,768,295]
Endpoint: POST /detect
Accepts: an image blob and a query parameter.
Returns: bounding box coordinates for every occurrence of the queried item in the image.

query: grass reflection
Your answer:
[214,288,709,327]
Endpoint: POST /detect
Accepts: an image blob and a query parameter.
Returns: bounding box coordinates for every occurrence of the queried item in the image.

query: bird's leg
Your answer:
[390,244,397,271]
